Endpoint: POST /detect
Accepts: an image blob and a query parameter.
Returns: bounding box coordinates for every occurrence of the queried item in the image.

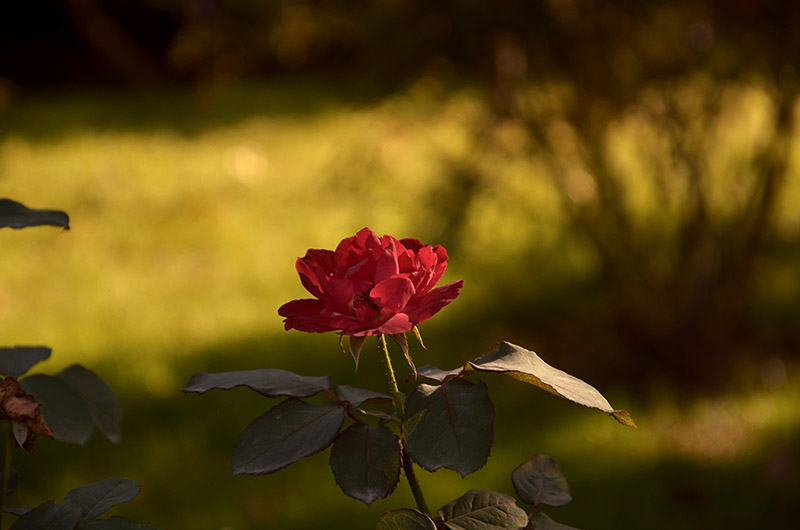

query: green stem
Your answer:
[0,426,13,528]
[378,335,430,515]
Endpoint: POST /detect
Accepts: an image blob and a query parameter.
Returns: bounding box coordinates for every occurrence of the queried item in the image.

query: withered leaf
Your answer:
[0,377,54,450]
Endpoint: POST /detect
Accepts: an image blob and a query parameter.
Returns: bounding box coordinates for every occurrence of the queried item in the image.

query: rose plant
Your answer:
[1,199,157,529]
[186,227,635,529]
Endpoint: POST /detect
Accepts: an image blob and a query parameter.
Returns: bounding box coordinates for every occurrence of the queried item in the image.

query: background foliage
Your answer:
[1,1,799,528]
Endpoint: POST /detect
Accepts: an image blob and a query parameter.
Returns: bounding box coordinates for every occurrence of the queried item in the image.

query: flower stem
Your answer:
[378,335,430,515]
[0,425,14,528]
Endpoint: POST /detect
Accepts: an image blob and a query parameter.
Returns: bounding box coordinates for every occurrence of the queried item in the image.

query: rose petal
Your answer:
[322,278,355,314]
[350,313,413,336]
[402,280,463,325]
[370,277,416,312]
[399,237,423,252]
[375,240,401,283]
[279,299,346,333]
[297,263,321,298]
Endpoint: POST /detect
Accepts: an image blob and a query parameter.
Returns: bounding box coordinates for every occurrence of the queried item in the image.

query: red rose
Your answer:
[278,228,463,336]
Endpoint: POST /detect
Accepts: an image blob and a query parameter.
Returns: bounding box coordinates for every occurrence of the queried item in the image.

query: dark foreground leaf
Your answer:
[0,346,51,378]
[80,517,160,529]
[57,365,122,443]
[0,467,18,495]
[405,379,494,477]
[531,512,581,530]
[330,424,401,505]
[438,490,528,530]
[471,342,636,428]
[183,369,330,399]
[0,199,70,229]
[335,385,392,407]
[21,374,93,445]
[64,477,140,520]
[232,399,346,475]
[512,455,572,508]
[416,365,463,383]
[9,501,82,530]
[376,508,437,530]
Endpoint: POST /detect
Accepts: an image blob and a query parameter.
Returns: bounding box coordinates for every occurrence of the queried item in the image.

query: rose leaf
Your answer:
[404,379,494,477]
[57,365,122,443]
[531,512,581,530]
[0,346,51,378]
[511,455,572,508]
[437,490,528,530]
[334,385,392,407]
[64,477,140,520]
[183,369,331,399]
[470,342,636,428]
[329,423,401,505]
[376,508,437,530]
[232,399,346,475]
[20,374,94,445]
[0,199,69,230]
[8,501,82,530]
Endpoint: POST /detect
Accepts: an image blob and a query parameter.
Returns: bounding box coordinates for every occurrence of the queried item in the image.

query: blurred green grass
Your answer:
[1,81,799,529]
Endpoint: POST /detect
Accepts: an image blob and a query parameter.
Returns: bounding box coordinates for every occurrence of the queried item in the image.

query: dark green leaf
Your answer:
[416,365,463,383]
[0,199,70,230]
[531,513,580,530]
[404,379,494,477]
[335,385,392,407]
[438,490,528,530]
[57,365,122,443]
[0,467,18,495]
[512,455,571,508]
[9,501,82,530]
[330,424,401,505]
[183,369,330,399]
[64,477,140,520]
[470,343,636,428]
[80,517,160,530]
[0,346,51,378]
[232,399,346,475]
[376,508,437,530]
[21,374,94,445]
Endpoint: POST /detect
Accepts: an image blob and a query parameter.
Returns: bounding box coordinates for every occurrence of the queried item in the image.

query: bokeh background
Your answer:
[2,0,800,528]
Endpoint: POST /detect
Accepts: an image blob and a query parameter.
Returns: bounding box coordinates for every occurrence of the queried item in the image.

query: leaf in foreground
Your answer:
[512,455,572,508]
[416,365,463,383]
[232,399,346,475]
[64,477,140,520]
[57,364,122,443]
[405,379,494,477]
[80,516,160,529]
[183,369,330,399]
[330,424,401,505]
[0,198,70,230]
[21,374,94,444]
[531,512,581,530]
[437,490,528,530]
[335,385,392,407]
[376,508,437,530]
[470,342,636,427]
[9,501,82,530]
[0,346,51,378]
